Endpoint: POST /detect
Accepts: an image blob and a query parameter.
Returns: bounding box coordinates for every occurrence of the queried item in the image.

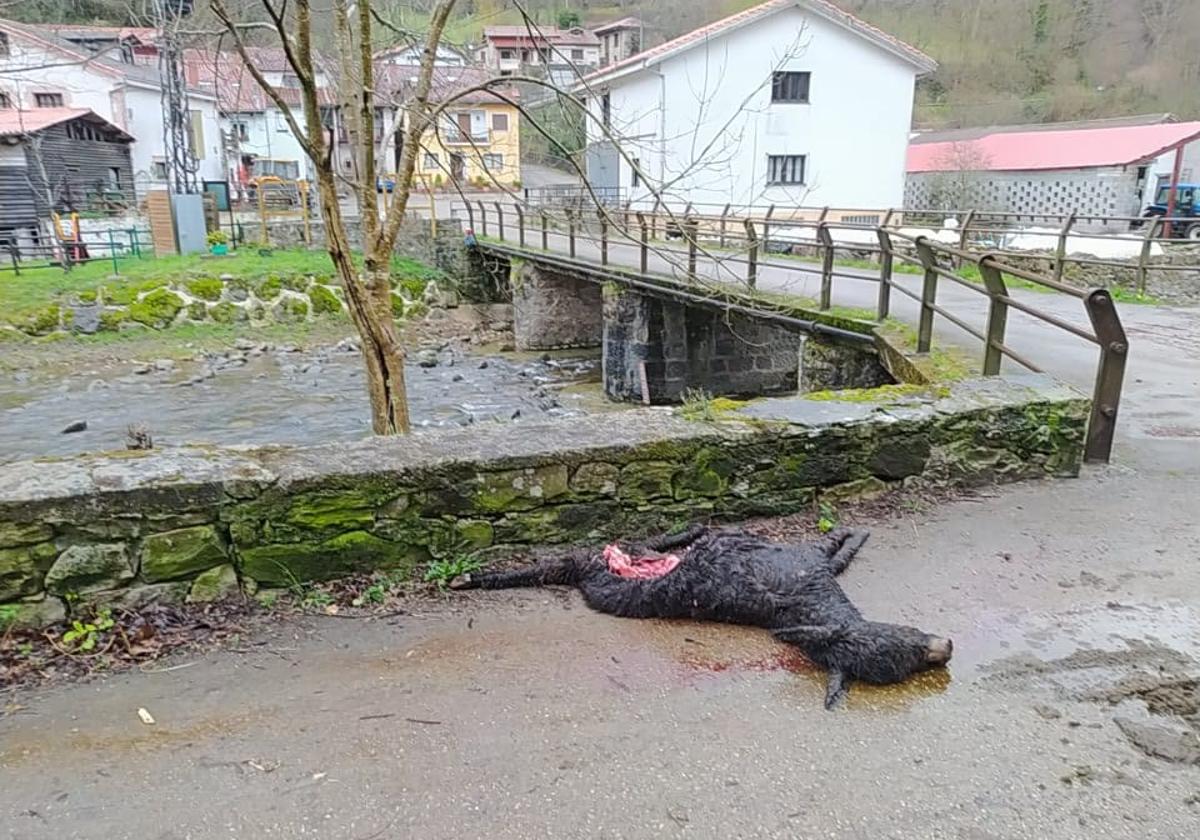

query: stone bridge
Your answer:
[475,243,892,403]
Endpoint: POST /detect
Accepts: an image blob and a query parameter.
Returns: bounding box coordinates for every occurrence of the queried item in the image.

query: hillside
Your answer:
[8,0,1199,129]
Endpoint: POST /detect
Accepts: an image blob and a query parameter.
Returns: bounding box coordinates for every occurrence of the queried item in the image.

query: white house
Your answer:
[577,0,935,211]
[0,18,223,194]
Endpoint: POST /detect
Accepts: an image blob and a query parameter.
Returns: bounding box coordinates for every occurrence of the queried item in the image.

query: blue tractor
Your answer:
[1139,183,1200,239]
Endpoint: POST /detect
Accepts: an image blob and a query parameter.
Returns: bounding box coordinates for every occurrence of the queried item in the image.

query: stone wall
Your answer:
[0,376,1089,627]
[603,283,805,403]
[512,260,603,350]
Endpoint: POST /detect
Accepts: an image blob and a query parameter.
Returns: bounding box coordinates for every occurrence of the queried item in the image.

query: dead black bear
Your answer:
[452,526,953,708]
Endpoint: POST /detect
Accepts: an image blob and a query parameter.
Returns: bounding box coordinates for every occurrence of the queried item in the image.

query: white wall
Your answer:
[1141,138,1200,210]
[0,35,223,192]
[225,108,311,175]
[589,5,919,210]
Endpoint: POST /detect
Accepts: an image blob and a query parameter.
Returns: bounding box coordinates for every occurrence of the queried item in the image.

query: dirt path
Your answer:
[3,438,1199,838]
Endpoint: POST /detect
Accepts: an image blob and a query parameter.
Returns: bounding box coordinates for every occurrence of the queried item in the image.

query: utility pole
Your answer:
[152,0,199,195]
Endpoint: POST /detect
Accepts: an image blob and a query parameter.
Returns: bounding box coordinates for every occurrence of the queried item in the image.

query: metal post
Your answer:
[977,256,1009,376]
[817,222,835,310]
[258,186,268,245]
[300,181,312,246]
[650,198,661,239]
[1083,289,1129,463]
[686,217,698,281]
[568,209,576,259]
[515,204,525,247]
[1137,217,1158,296]
[875,229,894,320]
[719,203,731,248]
[130,227,140,258]
[600,210,609,266]
[763,204,776,252]
[1054,212,1075,283]
[478,202,488,237]
[541,211,549,250]
[913,237,939,352]
[493,202,505,242]
[636,212,649,274]
[623,201,632,233]
[744,219,759,289]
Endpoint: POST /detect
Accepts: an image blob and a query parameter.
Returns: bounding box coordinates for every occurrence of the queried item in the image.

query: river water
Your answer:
[0,341,616,463]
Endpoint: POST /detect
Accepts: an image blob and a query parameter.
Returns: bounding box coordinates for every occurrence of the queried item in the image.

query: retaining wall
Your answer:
[0,375,1089,626]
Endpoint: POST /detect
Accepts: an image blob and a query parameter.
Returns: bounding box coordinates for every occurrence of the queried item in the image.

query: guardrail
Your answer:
[456,199,1128,464]
[515,196,1199,296]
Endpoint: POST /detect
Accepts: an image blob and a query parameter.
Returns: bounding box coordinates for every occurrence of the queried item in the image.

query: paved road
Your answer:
[3,210,1200,838]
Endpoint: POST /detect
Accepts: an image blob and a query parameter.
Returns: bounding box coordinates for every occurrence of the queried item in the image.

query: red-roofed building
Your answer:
[575,0,935,210]
[475,24,601,84]
[594,17,644,68]
[905,116,1200,220]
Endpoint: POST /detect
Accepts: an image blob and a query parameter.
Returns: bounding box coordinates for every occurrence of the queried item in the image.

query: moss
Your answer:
[570,462,620,496]
[128,288,185,329]
[273,296,309,323]
[619,461,676,503]
[9,304,62,336]
[391,293,406,318]
[396,276,428,299]
[673,447,738,500]
[240,531,428,585]
[141,525,228,582]
[472,465,569,512]
[255,275,283,300]
[77,289,98,304]
[0,542,59,601]
[209,301,241,324]
[97,308,130,332]
[804,383,948,404]
[102,279,162,306]
[404,300,429,320]
[678,395,749,422]
[309,284,343,316]
[281,273,312,292]
[185,301,208,321]
[186,277,224,301]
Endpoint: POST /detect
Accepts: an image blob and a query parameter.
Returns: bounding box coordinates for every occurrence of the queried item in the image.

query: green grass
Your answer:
[0,248,442,325]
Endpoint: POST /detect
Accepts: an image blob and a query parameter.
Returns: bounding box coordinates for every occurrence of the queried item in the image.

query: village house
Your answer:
[184,48,340,200]
[578,0,935,213]
[376,65,521,188]
[0,107,134,248]
[594,17,644,67]
[475,24,600,86]
[0,18,222,193]
[906,114,1200,225]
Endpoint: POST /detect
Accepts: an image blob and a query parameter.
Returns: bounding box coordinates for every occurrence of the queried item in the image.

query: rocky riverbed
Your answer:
[0,334,617,463]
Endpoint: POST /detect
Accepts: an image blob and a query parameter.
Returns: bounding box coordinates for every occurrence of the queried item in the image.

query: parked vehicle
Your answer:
[1137,183,1200,239]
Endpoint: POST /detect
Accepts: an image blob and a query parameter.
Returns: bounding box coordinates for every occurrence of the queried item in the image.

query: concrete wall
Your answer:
[0,384,1090,626]
[588,5,920,209]
[905,166,1141,218]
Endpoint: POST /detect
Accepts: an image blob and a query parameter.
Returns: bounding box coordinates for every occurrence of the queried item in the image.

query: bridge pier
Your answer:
[602,283,804,403]
[511,260,603,350]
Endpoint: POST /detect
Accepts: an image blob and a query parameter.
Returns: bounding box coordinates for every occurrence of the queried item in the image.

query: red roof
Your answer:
[583,0,934,87]
[908,122,1200,173]
[0,107,132,140]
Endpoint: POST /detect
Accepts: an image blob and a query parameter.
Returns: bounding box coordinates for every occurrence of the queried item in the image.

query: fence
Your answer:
[455,199,1128,465]
[515,196,1199,296]
[0,227,152,276]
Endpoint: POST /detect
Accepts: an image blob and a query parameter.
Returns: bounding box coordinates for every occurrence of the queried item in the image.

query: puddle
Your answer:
[0,344,625,462]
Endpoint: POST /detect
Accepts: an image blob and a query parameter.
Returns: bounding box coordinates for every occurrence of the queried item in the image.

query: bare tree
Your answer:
[211,0,461,435]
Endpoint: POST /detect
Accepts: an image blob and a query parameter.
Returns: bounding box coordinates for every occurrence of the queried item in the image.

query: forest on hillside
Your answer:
[7,0,1200,128]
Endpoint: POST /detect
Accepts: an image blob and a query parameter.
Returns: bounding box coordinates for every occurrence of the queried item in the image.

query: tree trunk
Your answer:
[315,174,411,435]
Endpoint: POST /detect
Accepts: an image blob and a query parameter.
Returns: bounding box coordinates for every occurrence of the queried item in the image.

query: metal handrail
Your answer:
[460,200,1129,464]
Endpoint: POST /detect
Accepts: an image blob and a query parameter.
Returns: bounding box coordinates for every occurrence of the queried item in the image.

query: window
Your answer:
[0,33,9,59]
[601,92,611,128]
[189,110,205,160]
[492,112,509,132]
[631,157,641,187]
[767,154,806,185]
[273,110,287,132]
[152,160,168,180]
[571,48,584,60]
[34,92,64,108]
[771,71,810,103]
[230,121,249,142]
[424,151,439,168]
[499,49,514,60]
[0,92,11,109]
[108,167,121,189]
[483,153,503,170]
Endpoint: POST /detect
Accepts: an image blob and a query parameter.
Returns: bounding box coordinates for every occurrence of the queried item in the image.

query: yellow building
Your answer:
[378,65,521,189]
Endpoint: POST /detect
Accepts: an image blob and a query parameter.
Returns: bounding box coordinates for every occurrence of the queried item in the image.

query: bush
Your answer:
[206,230,229,246]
